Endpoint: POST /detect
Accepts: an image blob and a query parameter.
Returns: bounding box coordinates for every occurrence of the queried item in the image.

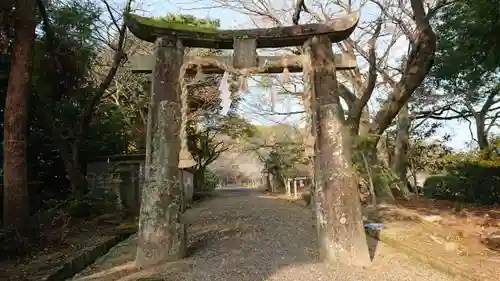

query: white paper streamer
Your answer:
[218,71,232,115]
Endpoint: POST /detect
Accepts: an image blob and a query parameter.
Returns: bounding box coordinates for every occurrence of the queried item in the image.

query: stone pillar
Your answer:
[130,167,140,215]
[109,175,123,211]
[136,37,187,267]
[183,170,194,205]
[117,167,137,215]
[87,173,97,190]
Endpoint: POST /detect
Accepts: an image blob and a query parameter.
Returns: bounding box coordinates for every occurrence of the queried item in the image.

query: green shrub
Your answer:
[68,187,118,218]
[423,174,462,199]
[423,152,500,205]
[0,227,30,259]
[0,208,72,259]
[203,169,219,191]
[0,187,118,258]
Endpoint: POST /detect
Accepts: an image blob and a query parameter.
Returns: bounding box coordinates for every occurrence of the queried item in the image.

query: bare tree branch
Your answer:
[347,17,382,133]
[292,0,310,25]
[78,0,133,139]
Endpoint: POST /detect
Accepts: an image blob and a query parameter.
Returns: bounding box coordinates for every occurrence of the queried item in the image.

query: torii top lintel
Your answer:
[124,12,359,49]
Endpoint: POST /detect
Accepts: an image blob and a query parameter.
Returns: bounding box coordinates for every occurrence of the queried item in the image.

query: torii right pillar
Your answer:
[306,36,371,267]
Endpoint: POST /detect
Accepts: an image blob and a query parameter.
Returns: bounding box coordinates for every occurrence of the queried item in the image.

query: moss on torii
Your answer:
[126,14,219,33]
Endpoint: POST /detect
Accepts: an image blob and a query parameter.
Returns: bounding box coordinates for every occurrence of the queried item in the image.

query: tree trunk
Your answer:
[194,166,206,191]
[477,127,489,151]
[359,142,395,202]
[55,138,86,195]
[307,160,316,215]
[136,37,186,267]
[364,0,437,184]
[383,134,394,167]
[351,122,394,203]
[307,36,370,267]
[475,114,490,158]
[265,172,272,191]
[369,0,436,138]
[272,168,285,192]
[351,109,395,203]
[391,103,411,197]
[2,0,35,230]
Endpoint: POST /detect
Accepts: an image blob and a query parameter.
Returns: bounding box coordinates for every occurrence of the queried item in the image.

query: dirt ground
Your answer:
[276,191,500,280]
[366,199,500,280]
[370,197,500,252]
[0,213,135,281]
[361,196,500,280]
[70,187,458,281]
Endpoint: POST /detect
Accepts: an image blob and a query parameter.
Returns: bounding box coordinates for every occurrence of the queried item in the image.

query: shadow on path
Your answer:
[71,187,457,281]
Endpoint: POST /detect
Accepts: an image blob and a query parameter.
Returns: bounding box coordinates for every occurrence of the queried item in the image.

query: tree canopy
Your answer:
[433,0,500,80]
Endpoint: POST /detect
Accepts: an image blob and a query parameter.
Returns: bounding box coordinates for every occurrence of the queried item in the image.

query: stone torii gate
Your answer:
[125,12,366,267]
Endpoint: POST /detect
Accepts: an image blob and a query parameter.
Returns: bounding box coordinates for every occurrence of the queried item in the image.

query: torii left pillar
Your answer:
[136,37,187,268]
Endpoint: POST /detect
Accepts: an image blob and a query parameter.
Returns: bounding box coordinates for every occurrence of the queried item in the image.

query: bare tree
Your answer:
[412,80,500,154]
[202,0,446,200]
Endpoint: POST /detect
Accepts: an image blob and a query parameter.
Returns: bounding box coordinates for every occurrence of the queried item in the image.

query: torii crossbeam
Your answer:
[129,54,357,74]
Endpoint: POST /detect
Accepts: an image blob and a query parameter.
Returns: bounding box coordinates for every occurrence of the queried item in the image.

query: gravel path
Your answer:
[72,187,458,281]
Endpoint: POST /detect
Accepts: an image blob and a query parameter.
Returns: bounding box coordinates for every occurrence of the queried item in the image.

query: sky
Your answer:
[131,0,477,151]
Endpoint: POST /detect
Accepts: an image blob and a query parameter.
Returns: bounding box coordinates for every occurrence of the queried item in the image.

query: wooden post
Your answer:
[293,179,298,199]
[233,37,258,69]
[136,37,187,267]
[307,36,370,267]
[285,178,291,197]
[299,179,305,191]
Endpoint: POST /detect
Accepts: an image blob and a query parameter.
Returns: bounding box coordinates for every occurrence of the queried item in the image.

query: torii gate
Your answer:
[125,12,366,267]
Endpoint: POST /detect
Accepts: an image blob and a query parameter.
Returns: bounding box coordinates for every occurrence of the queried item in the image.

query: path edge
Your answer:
[268,192,490,281]
[43,231,135,281]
